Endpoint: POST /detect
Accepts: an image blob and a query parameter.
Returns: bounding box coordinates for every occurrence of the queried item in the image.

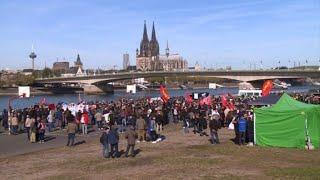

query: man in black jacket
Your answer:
[100,127,110,158]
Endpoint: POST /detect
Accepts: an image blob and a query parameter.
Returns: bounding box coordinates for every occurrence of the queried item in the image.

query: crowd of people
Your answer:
[0,91,318,158]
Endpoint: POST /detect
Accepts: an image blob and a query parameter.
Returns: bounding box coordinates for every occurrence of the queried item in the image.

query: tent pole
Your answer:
[254,112,256,144]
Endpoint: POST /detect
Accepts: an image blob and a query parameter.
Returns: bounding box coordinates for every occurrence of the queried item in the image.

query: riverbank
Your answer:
[0,87,53,96]
[0,84,227,96]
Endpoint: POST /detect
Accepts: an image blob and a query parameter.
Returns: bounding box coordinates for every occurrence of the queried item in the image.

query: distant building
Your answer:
[136,21,188,71]
[51,54,85,75]
[195,61,201,71]
[123,53,130,70]
[52,61,70,73]
[127,65,137,71]
[22,69,33,75]
[159,41,188,71]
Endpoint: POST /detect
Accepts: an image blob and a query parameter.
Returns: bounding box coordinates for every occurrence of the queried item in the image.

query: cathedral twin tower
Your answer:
[136,21,161,71]
[136,21,188,71]
[136,21,160,57]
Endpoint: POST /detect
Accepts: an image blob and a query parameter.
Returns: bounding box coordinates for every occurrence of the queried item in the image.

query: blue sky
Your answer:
[0,0,319,70]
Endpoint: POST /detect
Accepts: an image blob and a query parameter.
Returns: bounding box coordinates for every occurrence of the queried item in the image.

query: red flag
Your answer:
[227,102,235,111]
[160,85,170,102]
[221,95,228,107]
[262,80,273,96]
[184,91,193,104]
[201,95,212,106]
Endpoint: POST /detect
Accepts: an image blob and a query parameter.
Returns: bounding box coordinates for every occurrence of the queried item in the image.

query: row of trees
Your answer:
[0,68,55,87]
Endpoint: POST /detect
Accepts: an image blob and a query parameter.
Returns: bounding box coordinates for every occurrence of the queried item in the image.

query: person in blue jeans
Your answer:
[238,114,247,145]
[100,127,110,158]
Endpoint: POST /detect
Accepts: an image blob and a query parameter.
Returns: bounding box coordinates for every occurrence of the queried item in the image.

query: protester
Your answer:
[238,114,247,145]
[149,117,157,143]
[30,118,37,143]
[2,109,8,130]
[209,115,221,145]
[100,127,110,158]
[25,115,32,140]
[81,111,89,135]
[47,112,54,132]
[124,125,138,157]
[66,119,77,147]
[38,120,46,143]
[108,126,119,158]
[246,113,254,146]
[136,115,146,143]
[95,111,103,130]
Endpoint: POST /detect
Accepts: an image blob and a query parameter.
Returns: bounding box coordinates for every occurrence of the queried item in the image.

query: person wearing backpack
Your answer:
[209,115,221,144]
[100,127,110,158]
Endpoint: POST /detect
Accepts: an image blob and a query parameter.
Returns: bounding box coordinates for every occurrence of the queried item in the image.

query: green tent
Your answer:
[254,93,320,149]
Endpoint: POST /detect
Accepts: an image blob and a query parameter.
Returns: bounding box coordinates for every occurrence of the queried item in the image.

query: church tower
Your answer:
[149,21,160,57]
[139,20,150,57]
[165,40,170,57]
[74,54,83,70]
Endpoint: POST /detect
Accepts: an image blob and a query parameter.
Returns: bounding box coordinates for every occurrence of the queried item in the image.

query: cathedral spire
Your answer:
[151,21,157,41]
[149,21,159,56]
[143,20,149,41]
[140,20,150,57]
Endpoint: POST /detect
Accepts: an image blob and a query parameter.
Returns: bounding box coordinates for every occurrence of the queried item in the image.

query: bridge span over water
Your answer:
[35,70,319,85]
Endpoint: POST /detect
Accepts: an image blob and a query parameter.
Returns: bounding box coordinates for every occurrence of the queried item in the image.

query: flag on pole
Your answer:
[160,85,170,103]
[262,80,273,96]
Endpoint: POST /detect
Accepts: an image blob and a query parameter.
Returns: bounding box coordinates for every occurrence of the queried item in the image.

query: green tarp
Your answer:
[254,93,320,149]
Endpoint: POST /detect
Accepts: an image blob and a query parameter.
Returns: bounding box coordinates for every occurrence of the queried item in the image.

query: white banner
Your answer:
[126,84,136,94]
[18,86,30,98]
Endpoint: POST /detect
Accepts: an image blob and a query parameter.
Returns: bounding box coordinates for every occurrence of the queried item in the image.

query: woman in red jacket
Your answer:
[81,111,89,135]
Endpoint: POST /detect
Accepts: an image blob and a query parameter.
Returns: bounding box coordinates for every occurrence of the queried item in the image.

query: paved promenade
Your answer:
[0,127,100,157]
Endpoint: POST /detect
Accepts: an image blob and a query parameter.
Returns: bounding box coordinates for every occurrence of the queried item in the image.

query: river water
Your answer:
[0,86,318,110]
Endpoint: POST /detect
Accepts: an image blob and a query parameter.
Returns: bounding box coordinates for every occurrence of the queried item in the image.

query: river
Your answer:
[0,86,318,110]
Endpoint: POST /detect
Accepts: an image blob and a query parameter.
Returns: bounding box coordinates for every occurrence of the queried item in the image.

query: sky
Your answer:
[0,0,319,70]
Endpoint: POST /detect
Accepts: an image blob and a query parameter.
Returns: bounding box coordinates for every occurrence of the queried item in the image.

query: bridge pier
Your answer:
[83,84,114,94]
